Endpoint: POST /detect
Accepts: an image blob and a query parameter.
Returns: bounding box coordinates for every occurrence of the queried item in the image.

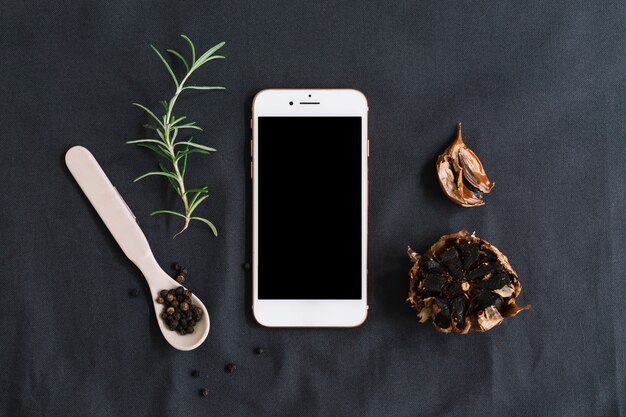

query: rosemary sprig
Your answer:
[128,35,225,237]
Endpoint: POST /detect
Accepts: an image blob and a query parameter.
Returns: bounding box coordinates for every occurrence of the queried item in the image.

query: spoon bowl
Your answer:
[137,256,210,351]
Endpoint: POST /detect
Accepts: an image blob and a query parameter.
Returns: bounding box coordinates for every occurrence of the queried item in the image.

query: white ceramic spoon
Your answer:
[65,146,209,351]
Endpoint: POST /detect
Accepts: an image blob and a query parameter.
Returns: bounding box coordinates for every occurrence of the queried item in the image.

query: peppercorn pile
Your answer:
[407,230,530,333]
[157,286,204,335]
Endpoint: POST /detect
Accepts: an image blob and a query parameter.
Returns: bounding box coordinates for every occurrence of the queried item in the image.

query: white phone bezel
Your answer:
[251,89,368,327]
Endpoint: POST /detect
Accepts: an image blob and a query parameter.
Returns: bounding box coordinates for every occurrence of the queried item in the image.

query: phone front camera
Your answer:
[289,101,293,106]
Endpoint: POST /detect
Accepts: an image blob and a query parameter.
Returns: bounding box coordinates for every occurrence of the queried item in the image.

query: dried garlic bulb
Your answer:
[407,231,530,334]
[437,124,494,207]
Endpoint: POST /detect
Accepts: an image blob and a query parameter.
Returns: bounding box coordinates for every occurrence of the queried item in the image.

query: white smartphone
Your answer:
[251,89,369,327]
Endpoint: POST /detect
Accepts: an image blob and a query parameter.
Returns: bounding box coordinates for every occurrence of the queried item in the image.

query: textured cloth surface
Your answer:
[1,1,625,416]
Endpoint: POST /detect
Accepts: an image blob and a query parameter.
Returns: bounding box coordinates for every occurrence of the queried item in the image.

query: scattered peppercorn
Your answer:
[254,347,264,355]
[225,363,237,374]
[128,288,140,298]
[199,388,209,397]
[176,274,185,284]
[157,286,203,335]
[172,262,186,273]
[191,369,200,378]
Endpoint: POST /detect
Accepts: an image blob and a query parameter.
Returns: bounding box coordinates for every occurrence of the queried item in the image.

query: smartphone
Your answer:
[251,89,369,327]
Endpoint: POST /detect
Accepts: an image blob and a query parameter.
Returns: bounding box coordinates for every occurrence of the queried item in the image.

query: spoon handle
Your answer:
[65,146,153,265]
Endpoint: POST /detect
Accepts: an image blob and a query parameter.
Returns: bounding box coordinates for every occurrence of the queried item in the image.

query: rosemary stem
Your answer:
[164,74,194,229]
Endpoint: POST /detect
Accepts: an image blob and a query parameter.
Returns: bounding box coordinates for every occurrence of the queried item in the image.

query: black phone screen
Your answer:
[257,116,363,299]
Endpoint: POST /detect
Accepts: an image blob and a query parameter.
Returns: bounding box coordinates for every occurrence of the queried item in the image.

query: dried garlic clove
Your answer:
[436,124,494,207]
[407,231,531,334]
[437,159,466,206]
[458,147,494,193]
[476,305,504,331]
[456,168,485,206]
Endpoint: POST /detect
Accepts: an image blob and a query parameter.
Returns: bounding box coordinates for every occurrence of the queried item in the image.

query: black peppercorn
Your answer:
[199,388,209,397]
[173,312,181,320]
[254,347,264,355]
[172,262,180,271]
[180,268,188,275]
[128,288,140,298]
[180,328,187,335]
[160,289,168,298]
[170,300,179,308]
[180,302,189,311]
[176,274,185,284]
[175,287,184,295]
[186,326,194,334]
[166,293,175,303]
[166,307,175,315]
[225,363,237,374]
[156,296,164,304]
[191,369,200,378]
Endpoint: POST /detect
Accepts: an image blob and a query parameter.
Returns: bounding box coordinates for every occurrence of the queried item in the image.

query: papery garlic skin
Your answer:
[436,124,494,207]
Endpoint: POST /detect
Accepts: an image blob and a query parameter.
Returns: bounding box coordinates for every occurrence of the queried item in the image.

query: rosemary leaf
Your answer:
[175,141,216,152]
[182,86,226,91]
[194,42,225,68]
[174,124,204,132]
[126,138,165,145]
[183,187,208,196]
[190,217,218,237]
[166,48,190,72]
[135,143,172,159]
[149,44,179,88]
[180,35,196,64]
[151,209,187,218]
[132,103,164,127]
[133,171,179,182]
[188,194,209,214]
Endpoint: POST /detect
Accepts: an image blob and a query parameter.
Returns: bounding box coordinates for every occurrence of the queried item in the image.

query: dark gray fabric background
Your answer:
[1,1,625,416]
